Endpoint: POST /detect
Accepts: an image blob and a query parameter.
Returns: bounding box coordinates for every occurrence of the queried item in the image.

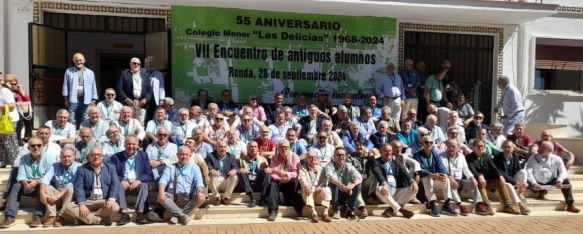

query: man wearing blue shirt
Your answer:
[1,138,51,228]
[157,146,205,225]
[145,107,173,143]
[110,135,153,225]
[342,123,373,154]
[145,128,178,180]
[62,53,98,126]
[399,59,421,120]
[376,63,406,120]
[39,147,81,227]
[287,129,307,159]
[413,136,457,217]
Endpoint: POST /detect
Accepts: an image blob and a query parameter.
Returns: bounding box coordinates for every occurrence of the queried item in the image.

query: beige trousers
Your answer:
[209,175,239,200]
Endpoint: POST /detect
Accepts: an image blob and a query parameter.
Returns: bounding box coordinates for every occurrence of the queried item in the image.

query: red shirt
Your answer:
[507,134,533,149]
[255,138,276,154]
[534,140,566,155]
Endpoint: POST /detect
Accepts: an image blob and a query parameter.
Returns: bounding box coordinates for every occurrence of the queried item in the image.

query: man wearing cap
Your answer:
[116,57,153,125]
[62,53,98,126]
[494,75,524,136]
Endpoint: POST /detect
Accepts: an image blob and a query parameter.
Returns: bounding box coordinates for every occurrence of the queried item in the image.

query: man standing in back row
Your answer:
[62,52,98,127]
[376,63,405,120]
[117,57,152,125]
[494,75,524,136]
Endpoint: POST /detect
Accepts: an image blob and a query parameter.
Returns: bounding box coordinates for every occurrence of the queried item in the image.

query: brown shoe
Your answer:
[459,205,471,216]
[502,205,520,215]
[43,216,55,228]
[537,190,548,200]
[310,214,319,223]
[399,208,414,219]
[221,198,231,205]
[519,204,531,215]
[53,216,64,227]
[0,217,15,228]
[382,207,396,217]
[567,204,580,213]
[30,216,42,228]
[483,203,495,216]
[358,207,368,219]
[321,214,332,223]
[213,198,221,206]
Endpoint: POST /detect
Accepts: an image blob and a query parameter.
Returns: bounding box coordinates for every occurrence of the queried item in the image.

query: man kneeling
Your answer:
[157,146,205,225]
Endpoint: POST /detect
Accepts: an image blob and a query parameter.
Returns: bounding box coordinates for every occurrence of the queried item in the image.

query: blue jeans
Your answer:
[69,102,88,126]
[503,110,525,136]
[4,182,44,218]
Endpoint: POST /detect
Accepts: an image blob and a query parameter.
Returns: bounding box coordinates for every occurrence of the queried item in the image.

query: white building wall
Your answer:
[3,0,33,92]
[522,16,583,137]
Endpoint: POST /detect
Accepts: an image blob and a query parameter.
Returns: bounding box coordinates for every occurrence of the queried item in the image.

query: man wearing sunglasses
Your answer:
[1,138,53,228]
[116,57,152,125]
[96,88,123,124]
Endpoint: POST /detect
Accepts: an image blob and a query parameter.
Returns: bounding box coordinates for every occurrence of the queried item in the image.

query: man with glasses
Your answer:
[268,111,291,142]
[236,114,259,144]
[44,109,76,146]
[445,111,466,144]
[266,140,303,221]
[464,112,489,142]
[466,139,517,215]
[171,108,196,146]
[190,106,211,134]
[206,141,239,206]
[299,105,325,143]
[62,53,98,127]
[103,126,125,157]
[218,89,240,123]
[237,141,270,208]
[96,88,123,124]
[309,131,335,167]
[146,128,178,180]
[116,57,152,125]
[530,130,576,169]
[342,123,373,155]
[446,127,471,155]
[75,127,99,164]
[413,136,457,217]
[163,97,177,123]
[145,107,173,143]
[1,138,53,228]
[110,135,153,225]
[190,128,213,158]
[39,147,81,227]
[300,151,332,223]
[114,106,146,141]
[207,113,228,146]
[315,120,343,148]
[65,146,120,226]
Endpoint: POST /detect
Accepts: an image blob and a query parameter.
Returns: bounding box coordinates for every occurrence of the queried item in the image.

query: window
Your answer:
[535,38,583,91]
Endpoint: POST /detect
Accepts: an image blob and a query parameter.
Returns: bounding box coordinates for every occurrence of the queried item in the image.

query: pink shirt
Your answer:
[270,152,300,181]
[240,104,266,122]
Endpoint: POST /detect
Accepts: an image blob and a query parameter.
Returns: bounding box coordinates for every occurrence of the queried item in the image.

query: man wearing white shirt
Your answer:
[525,141,579,213]
[62,53,98,126]
[80,106,109,143]
[115,106,146,141]
[146,107,173,143]
[494,76,525,136]
[96,88,123,124]
[309,131,335,167]
[144,56,165,123]
[268,112,290,142]
[376,63,405,119]
[190,106,210,134]
[103,126,125,158]
[171,108,195,146]
[44,109,76,146]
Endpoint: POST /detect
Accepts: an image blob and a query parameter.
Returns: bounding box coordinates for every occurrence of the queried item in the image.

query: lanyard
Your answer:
[93,169,101,187]
[128,157,136,170]
[423,155,433,169]
[180,123,187,136]
[389,74,396,86]
[478,155,485,168]
[318,146,327,159]
[31,161,40,178]
[450,156,459,169]
[52,121,64,136]
[249,160,257,173]
[90,121,102,139]
[260,141,270,152]
[77,69,84,84]
[60,167,73,186]
[105,103,113,118]
[227,144,236,156]
[336,166,345,182]
[308,169,317,184]
[384,161,393,175]
[132,73,141,84]
[178,163,188,176]
[79,143,90,162]
[219,159,225,174]
[360,119,369,132]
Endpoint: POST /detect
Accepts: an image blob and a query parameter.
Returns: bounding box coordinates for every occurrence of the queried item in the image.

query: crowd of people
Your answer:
[0,53,579,229]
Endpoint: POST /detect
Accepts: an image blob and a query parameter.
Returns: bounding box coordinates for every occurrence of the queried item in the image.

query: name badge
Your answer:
[386,175,397,188]
[391,87,400,96]
[128,171,136,181]
[91,186,103,199]
[311,185,316,193]
[248,174,257,181]
[407,84,413,88]
[446,84,451,89]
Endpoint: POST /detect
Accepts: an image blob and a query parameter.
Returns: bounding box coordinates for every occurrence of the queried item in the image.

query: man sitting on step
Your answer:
[493,140,531,215]
[368,143,416,219]
[206,141,239,206]
[65,146,120,226]
[525,141,580,213]
[299,151,332,223]
[39,147,81,227]
[157,146,205,225]
[109,135,153,225]
[530,130,576,170]
[237,141,270,208]
[266,140,303,221]
[0,137,56,228]
[413,136,458,217]
[326,147,362,220]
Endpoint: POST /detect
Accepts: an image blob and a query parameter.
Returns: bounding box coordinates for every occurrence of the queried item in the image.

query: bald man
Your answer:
[530,130,575,169]
[62,52,98,126]
[525,141,579,213]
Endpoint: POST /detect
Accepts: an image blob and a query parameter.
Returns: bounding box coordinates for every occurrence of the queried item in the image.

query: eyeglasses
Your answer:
[29,144,42,148]
[475,145,485,148]
[250,97,257,100]
[106,93,115,96]
[475,116,484,119]
[319,136,327,140]
[243,119,251,122]
[109,132,119,136]
[423,141,434,144]
[132,62,141,65]
[449,132,459,135]
[158,134,169,137]
[215,118,224,121]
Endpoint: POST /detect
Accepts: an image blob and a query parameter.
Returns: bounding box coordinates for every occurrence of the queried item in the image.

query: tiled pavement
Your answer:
[16,215,583,234]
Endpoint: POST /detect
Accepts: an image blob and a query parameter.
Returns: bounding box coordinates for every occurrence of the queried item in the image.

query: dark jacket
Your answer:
[493,152,522,185]
[369,132,392,149]
[73,163,120,204]
[109,151,153,183]
[205,151,238,177]
[116,69,153,103]
[299,116,324,140]
[413,148,448,177]
[369,157,412,188]
[466,152,500,180]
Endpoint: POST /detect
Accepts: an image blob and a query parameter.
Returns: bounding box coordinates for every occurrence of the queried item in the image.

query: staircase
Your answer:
[0,165,582,230]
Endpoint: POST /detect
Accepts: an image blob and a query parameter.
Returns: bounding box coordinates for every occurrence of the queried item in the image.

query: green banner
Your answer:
[171,6,397,106]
